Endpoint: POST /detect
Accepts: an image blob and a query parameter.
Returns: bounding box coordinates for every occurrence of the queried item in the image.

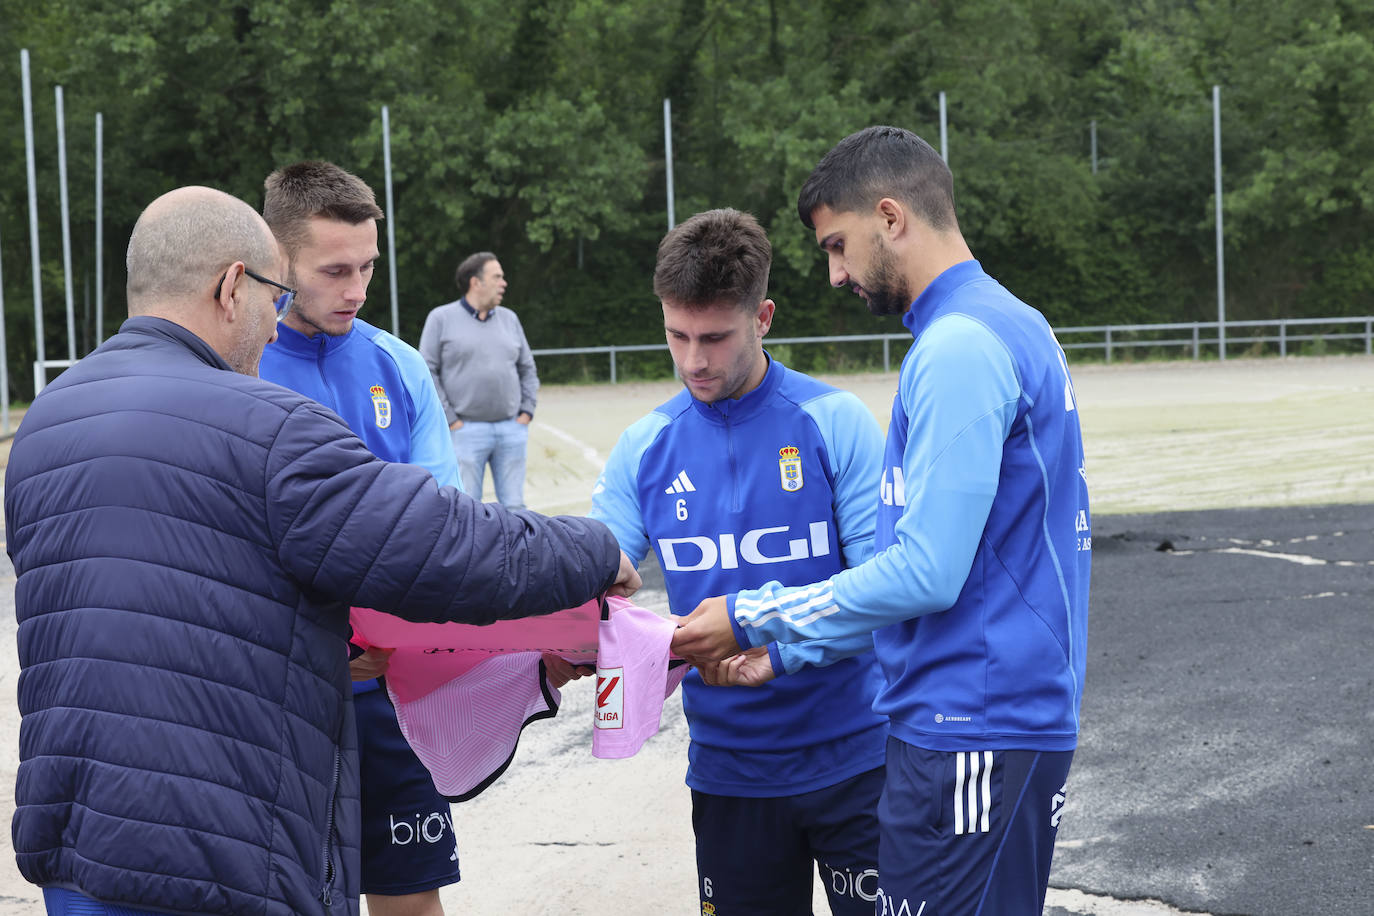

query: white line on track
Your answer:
[538,421,605,471]
[1213,546,1329,565]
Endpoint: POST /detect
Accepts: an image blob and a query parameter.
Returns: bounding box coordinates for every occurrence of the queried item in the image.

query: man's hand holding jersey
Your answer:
[671,595,742,662]
[608,550,642,598]
[674,596,776,687]
[694,646,777,688]
[674,594,782,688]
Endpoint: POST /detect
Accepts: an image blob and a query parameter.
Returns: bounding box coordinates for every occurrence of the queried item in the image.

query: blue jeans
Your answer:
[452,417,528,508]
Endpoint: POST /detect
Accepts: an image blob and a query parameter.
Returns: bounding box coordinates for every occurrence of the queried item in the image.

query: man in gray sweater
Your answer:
[419,252,539,508]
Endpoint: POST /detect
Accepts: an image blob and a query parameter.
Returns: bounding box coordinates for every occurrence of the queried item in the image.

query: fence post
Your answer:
[883,337,890,373]
[1279,320,1287,357]
[1367,320,1371,356]
[1192,325,1200,360]
[1104,327,1112,363]
[609,349,617,384]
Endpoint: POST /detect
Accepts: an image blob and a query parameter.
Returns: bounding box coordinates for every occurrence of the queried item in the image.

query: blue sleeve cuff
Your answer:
[726,592,754,649]
[766,642,785,676]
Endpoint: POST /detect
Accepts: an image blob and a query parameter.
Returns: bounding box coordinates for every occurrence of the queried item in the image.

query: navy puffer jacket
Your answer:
[6,317,621,915]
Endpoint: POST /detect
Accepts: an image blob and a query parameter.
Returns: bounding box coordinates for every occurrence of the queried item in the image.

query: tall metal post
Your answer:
[1213,85,1226,360]
[381,105,399,337]
[22,49,46,374]
[56,86,76,361]
[0,224,10,434]
[939,91,948,163]
[663,98,676,229]
[95,112,104,344]
[1090,119,1098,175]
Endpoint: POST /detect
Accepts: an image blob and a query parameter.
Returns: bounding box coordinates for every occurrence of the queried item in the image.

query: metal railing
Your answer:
[29,315,1374,393]
[532,316,1374,382]
[1056,316,1374,362]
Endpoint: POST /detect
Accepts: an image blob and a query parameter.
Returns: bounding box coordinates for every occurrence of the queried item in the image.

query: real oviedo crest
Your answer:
[370,385,392,429]
[778,446,803,492]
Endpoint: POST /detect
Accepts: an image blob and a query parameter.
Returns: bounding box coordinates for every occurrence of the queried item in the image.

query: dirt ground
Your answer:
[2,354,1372,915]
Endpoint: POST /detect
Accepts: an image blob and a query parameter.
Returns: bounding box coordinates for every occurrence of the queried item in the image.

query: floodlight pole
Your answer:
[664,98,676,229]
[1213,85,1226,360]
[0,224,9,434]
[56,86,76,361]
[381,105,399,337]
[939,91,948,163]
[95,112,104,345]
[22,49,45,373]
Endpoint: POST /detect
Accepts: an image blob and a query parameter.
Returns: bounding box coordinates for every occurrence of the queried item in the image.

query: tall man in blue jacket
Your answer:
[258,161,462,916]
[6,185,639,916]
[590,209,889,914]
[672,127,1092,915]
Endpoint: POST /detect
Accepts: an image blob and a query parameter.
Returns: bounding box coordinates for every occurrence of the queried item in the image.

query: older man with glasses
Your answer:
[7,184,640,916]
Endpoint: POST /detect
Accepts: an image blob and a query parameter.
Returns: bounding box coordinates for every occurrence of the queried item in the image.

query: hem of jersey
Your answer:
[888,721,1078,752]
[361,869,462,897]
[42,885,179,916]
[685,748,888,798]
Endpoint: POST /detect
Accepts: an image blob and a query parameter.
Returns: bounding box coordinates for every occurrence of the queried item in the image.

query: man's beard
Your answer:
[862,241,911,316]
[287,289,351,338]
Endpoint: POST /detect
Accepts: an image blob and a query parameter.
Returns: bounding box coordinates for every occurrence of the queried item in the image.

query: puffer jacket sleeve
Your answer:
[266,400,620,622]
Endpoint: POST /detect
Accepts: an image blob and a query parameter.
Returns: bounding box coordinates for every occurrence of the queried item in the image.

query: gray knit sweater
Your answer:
[418,300,539,424]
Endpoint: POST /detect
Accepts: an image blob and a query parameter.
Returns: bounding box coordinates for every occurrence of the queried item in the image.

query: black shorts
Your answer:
[356,686,463,896]
[691,766,884,915]
[876,740,1075,915]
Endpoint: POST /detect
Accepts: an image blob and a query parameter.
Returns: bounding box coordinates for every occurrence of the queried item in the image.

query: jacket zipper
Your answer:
[316,339,337,411]
[725,414,740,512]
[318,746,341,906]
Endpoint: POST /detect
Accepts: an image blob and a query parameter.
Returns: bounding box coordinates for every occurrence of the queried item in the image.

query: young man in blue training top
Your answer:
[673,128,1093,915]
[258,161,460,916]
[589,208,889,915]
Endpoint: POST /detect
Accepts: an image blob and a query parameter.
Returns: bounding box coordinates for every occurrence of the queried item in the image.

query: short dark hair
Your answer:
[454,252,498,295]
[263,161,384,257]
[653,209,771,311]
[797,126,957,232]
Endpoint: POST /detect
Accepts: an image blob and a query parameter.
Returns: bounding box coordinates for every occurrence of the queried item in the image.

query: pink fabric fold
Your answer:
[348,597,685,799]
[593,603,688,759]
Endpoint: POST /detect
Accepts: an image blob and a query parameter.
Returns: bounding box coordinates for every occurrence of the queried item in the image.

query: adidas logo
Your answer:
[663,470,696,495]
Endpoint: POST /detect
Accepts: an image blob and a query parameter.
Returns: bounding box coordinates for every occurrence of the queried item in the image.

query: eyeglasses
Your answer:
[215,268,297,320]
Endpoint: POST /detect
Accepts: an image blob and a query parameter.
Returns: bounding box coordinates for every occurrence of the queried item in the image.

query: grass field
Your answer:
[515,353,1374,518]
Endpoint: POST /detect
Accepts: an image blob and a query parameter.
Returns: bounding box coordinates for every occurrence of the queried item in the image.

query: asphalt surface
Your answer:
[1045,503,1374,915]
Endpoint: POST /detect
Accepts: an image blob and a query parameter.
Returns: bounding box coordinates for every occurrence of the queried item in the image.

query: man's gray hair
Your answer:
[126,188,278,312]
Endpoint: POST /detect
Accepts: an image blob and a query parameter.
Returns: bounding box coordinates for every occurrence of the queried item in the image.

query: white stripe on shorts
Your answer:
[954,751,995,835]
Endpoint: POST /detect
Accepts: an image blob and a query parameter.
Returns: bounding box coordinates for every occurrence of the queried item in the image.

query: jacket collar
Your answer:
[270,319,357,358]
[901,259,989,338]
[688,351,782,425]
[118,316,233,371]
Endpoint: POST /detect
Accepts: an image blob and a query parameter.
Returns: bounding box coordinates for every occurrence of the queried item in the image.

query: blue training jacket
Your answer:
[730,262,1092,753]
[260,319,462,695]
[590,357,889,796]
[259,318,460,489]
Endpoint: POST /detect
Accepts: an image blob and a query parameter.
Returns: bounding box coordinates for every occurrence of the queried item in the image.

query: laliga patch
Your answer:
[370,384,392,429]
[778,446,803,492]
[595,668,624,729]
